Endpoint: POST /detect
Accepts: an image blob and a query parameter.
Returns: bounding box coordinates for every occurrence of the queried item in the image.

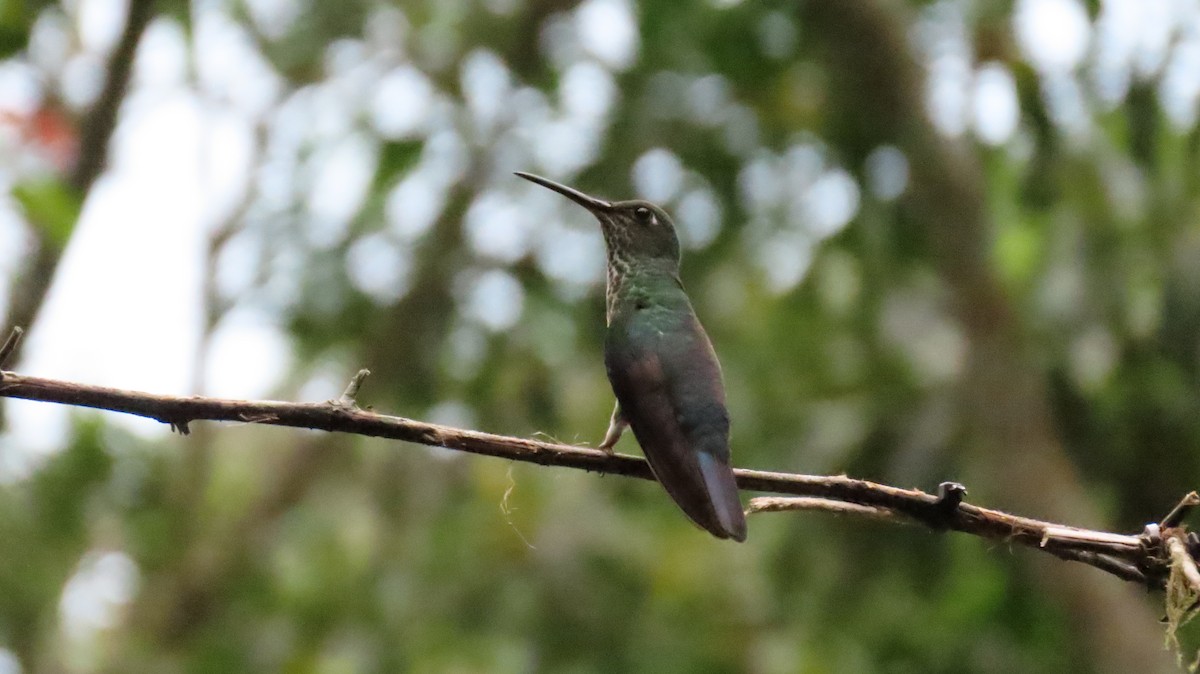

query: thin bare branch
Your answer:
[0,369,1194,590]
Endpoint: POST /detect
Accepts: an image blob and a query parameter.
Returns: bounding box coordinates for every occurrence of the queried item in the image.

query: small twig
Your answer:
[1052,549,1148,584]
[746,496,896,521]
[333,369,371,408]
[1164,492,1200,529]
[1041,526,1144,552]
[0,326,23,370]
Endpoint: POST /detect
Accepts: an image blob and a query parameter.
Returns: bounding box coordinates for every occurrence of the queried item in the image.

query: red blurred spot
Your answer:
[0,101,79,174]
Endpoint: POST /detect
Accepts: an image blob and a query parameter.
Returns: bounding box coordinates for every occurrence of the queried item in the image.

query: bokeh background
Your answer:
[1,0,1199,671]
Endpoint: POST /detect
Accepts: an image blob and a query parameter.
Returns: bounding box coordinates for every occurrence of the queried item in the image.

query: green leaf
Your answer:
[373,140,424,192]
[12,178,81,248]
[992,217,1042,288]
[0,0,32,58]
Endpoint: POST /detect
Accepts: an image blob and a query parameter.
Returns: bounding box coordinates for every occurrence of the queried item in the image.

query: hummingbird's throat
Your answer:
[600,216,681,323]
[604,251,633,324]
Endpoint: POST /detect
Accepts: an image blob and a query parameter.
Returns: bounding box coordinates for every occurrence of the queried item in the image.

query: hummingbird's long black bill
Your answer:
[515,172,611,213]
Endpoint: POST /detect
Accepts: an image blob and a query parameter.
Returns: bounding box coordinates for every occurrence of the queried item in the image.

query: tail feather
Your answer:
[697,452,747,542]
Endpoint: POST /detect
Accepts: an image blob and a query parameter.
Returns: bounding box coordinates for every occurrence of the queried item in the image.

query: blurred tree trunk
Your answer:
[1,2,158,669]
[801,0,1174,671]
[1,0,157,373]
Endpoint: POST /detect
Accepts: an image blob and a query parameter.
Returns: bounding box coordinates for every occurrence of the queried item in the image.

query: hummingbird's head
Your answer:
[516,172,681,270]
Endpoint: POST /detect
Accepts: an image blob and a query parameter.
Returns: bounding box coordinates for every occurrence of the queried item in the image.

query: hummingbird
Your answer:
[516,172,747,542]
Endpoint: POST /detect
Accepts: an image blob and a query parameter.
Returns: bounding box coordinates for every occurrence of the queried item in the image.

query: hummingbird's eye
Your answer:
[634,206,653,223]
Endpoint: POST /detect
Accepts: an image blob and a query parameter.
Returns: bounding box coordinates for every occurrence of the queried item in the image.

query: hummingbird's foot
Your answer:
[597,401,627,453]
[598,421,625,453]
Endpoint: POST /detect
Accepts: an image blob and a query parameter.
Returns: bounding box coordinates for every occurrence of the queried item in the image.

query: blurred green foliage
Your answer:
[11,179,79,248]
[3,0,1200,671]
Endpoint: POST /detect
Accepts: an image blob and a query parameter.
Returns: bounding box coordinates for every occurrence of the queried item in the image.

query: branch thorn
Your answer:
[919,481,968,529]
[331,368,371,409]
[936,481,967,509]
